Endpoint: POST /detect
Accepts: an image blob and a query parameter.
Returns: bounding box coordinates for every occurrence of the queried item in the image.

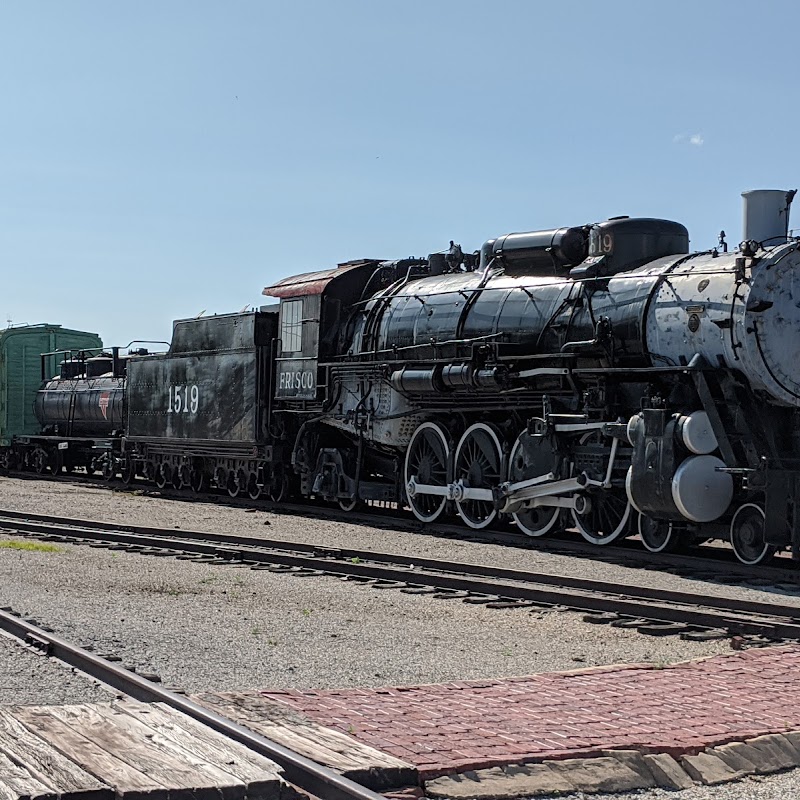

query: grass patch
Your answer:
[0,539,62,553]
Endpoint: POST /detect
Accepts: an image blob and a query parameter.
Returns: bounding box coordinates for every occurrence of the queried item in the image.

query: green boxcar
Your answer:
[0,324,103,446]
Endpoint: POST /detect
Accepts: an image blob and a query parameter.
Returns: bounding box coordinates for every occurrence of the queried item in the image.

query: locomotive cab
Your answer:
[263,259,382,403]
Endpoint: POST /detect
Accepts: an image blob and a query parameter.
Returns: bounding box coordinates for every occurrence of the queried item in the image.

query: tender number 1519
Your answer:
[168,384,199,414]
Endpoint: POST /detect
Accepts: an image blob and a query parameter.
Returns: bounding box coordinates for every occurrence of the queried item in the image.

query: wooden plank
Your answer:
[0,752,57,800]
[40,704,244,800]
[12,706,166,800]
[88,704,252,800]
[219,691,409,767]
[193,691,417,791]
[197,693,360,767]
[0,709,112,800]
[113,701,285,799]
[203,697,358,772]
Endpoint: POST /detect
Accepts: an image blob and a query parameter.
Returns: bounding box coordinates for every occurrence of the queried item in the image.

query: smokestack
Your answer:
[742,189,796,246]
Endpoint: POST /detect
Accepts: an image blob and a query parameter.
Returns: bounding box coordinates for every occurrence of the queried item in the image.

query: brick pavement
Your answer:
[260,646,800,779]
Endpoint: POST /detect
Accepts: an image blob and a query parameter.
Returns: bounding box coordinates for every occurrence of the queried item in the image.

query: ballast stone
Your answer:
[425,751,700,798]
[746,733,800,770]
[599,748,652,781]
[781,730,800,756]
[600,748,695,789]
[708,742,762,774]
[706,733,800,777]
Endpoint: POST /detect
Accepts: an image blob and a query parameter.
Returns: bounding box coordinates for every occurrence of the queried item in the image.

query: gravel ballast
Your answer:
[1,475,797,800]
[0,476,797,609]
[0,477,740,705]
[559,771,800,800]
[0,527,731,702]
[0,633,112,705]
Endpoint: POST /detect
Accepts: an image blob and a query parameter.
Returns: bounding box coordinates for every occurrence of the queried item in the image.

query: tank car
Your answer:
[265,189,800,565]
[21,346,150,476]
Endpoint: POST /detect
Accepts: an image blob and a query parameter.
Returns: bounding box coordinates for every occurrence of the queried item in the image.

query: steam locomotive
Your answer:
[19,189,800,566]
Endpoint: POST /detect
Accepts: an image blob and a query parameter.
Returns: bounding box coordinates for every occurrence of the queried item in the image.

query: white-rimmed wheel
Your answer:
[508,427,561,537]
[638,513,677,553]
[730,503,775,566]
[404,422,450,523]
[571,431,632,545]
[338,496,360,512]
[453,423,503,529]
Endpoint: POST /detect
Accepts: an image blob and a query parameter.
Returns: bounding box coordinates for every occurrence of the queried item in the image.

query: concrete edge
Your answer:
[423,731,800,799]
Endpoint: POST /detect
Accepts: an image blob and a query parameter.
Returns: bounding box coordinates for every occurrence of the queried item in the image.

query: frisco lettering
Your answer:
[279,370,314,391]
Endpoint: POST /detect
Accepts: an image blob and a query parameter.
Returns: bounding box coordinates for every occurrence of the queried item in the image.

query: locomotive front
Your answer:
[626,190,800,561]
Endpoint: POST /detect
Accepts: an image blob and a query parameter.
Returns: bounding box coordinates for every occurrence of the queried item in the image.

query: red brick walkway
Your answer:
[261,646,800,778]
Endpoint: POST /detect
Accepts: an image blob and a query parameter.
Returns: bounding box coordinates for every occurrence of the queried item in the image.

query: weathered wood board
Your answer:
[194,690,417,791]
[13,705,166,800]
[0,752,56,800]
[112,700,285,797]
[0,708,111,800]
[1,702,287,800]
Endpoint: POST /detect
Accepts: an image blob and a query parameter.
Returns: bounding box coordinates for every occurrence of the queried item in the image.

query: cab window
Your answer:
[281,300,303,353]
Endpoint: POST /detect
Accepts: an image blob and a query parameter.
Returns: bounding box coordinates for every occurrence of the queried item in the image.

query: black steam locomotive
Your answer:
[20,189,800,566]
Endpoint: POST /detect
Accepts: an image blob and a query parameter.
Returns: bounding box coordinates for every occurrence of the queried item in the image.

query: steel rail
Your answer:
[3,513,800,638]
[0,511,798,619]
[0,608,387,800]
[6,473,800,580]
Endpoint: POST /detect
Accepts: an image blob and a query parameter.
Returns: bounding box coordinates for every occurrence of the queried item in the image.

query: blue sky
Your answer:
[1,1,798,346]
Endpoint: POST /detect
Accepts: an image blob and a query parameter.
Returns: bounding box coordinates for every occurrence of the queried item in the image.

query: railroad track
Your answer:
[2,510,800,641]
[0,606,386,800]
[7,469,800,587]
